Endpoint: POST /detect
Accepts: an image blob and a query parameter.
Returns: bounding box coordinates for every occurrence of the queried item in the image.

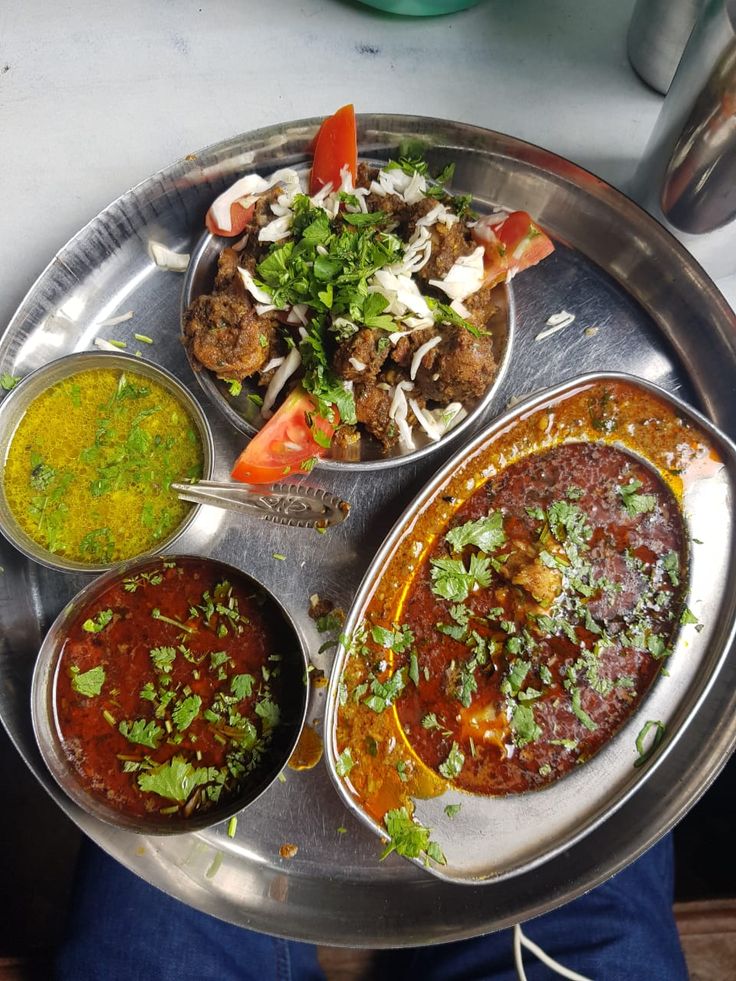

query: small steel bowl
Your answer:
[0,351,214,574]
[181,225,514,473]
[31,553,309,835]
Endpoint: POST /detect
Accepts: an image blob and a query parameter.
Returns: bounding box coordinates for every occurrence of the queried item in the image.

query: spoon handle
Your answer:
[171,480,350,529]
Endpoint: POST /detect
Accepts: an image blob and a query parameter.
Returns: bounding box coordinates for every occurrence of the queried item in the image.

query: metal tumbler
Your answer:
[630,0,736,279]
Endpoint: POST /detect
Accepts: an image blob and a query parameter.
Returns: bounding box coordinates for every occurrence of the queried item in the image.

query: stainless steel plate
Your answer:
[325,372,736,883]
[2,115,736,946]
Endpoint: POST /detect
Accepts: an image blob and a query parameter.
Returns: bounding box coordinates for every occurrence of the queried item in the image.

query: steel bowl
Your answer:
[180,161,514,473]
[0,351,215,574]
[30,553,310,835]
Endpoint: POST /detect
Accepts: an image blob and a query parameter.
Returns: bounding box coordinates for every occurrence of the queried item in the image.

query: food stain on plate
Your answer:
[288,723,323,771]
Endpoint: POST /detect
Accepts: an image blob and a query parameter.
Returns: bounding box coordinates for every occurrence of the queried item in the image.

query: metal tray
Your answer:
[325,372,736,883]
[2,114,736,946]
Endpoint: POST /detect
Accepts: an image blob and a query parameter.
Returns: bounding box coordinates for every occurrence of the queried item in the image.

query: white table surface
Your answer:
[1,0,734,329]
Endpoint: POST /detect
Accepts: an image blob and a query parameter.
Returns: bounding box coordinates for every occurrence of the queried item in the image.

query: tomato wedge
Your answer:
[231,388,337,484]
[495,211,555,276]
[309,104,358,195]
[205,200,255,238]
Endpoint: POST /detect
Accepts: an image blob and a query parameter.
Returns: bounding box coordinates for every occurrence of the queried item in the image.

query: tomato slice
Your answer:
[495,211,554,276]
[205,200,255,238]
[231,388,337,484]
[309,104,358,195]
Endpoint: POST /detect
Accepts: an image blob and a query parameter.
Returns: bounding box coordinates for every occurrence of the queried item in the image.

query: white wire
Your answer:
[513,923,594,981]
[513,924,528,981]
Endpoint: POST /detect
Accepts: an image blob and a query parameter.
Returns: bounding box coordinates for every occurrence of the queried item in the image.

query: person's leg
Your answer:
[55,838,324,981]
[383,836,687,981]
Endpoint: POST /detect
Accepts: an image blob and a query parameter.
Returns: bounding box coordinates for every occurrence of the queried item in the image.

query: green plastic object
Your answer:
[358,0,484,15]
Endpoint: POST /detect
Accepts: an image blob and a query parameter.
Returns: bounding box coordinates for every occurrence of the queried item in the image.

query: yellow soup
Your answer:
[4,368,204,564]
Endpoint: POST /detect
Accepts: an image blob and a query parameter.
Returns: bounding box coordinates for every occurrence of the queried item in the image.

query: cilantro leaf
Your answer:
[510,703,542,747]
[547,500,592,548]
[70,664,106,698]
[137,756,215,802]
[634,719,666,768]
[118,718,163,749]
[150,646,176,673]
[255,697,280,728]
[335,747,355,777]
[618,478,657,517]
[445,512,506,554]
[438,741,465,779]
[364,668,406,713]
[444,803,461,818]
[231,673,255,699]
[661,551,680,586]
[571,688,598,731]
[430,554,492,602]
[0,373,20,391]
[82,609,113,633]
[172,694,202,731]
[381,807,446,865]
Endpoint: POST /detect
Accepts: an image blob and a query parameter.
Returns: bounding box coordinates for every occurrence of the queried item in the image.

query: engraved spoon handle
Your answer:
[171,480,350,529]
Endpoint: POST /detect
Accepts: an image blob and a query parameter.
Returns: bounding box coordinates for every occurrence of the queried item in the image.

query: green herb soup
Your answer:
[4,368,204,563]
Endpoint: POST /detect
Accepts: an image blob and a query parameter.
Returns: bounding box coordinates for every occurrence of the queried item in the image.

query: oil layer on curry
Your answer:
[333,379,713,862]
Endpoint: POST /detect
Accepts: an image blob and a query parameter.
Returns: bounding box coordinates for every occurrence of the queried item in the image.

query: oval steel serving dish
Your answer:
[325,372,736,883]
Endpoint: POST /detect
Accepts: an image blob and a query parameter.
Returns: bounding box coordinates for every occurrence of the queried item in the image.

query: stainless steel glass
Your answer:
[30,554,309,835]
[627,0,704,94]
[1,115,736,944]
[631,0,736,277]
[0,351,215,574]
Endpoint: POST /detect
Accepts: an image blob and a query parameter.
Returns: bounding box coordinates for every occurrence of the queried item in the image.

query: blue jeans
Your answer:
[56,836,687,981]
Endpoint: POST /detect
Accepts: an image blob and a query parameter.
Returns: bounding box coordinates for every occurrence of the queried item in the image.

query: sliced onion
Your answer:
[95,311,134,328]
[409,398,442,441]
[149,241,190,272]
[348,357,367,372]
[261,345,301,418]
[287,304,309,325]
[428,246,485,302]
[238,267,274,305]
[410,335,442,380]
[262,356,285,373]
[258,215,292,243]
[209,176,269,233]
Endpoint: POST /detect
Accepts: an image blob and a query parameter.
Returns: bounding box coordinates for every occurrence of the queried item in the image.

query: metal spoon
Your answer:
[171,480,350,530]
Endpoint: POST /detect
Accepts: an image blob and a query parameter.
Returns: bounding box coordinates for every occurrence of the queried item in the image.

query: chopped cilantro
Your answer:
[409,652,420,686]
[70,664,106,698]
[81,609,113,633]
[445,512,506,554]
[150,646,176,673]
[430,553,492,602]
[364,668,406,712]
[171,694,202,731]
[571,688,598,731]
[510,703,542,747]
[618,478,657,517]
[255,698,280,728]
[438,741,465,779]
[231,673,255,699]
[118,718,163,749]
[138,755,215,802]
[335,747,355,777]
[661,551,680,586]
[0,373,20,391]
[634,719,665,767]
[680,606,699,626]
[444,803,462,819]
[381,807,446,865]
